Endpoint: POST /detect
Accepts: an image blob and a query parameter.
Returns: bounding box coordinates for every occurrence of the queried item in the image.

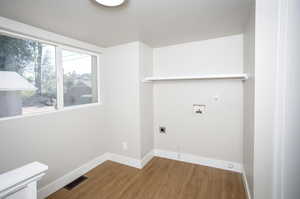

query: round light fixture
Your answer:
[94,0,125,7]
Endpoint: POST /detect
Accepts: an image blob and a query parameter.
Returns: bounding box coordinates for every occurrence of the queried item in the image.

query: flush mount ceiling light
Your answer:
[94,0,125,7]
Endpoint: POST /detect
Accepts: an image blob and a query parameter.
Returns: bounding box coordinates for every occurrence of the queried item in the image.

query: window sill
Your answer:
[0,102,102,122]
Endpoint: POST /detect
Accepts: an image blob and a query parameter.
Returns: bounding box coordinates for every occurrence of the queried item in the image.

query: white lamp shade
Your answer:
[95,0,125,7]
[0,71,37,91]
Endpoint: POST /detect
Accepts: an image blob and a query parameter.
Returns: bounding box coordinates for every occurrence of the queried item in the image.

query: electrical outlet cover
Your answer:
[122,142,128,150]
[193,104,206,114]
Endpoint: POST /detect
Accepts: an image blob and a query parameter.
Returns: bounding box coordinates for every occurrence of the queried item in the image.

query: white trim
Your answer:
[0,16,104,54]
[55,47,64,110]
[106,153,142,169]
[242,169,252,199]
[154,149,178,160]
[0,29,58,47]
[96,55,102,104]
[37,153,108,199]
[154,149,243,173]
[0,103,102,122]
[141,151,155,168]
[273,0,289,199]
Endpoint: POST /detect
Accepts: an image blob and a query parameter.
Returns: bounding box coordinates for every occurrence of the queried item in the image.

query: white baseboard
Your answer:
[107,151,154,169]
[38,150,242,199]
[107,153,142,169]
[37,152,155,199]
[242,169,252,199]
[154,149,243,173]
[141,151,154,168]
[37,153,108,199]
[154,149,178,160]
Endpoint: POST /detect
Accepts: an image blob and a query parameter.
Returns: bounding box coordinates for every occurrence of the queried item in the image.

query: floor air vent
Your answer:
[64,176,88,190]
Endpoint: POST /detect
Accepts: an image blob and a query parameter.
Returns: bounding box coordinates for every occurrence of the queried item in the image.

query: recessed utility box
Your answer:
[193,104,206,114]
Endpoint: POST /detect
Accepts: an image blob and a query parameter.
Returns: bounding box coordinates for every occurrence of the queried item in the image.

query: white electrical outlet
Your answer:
[122,142,128,150]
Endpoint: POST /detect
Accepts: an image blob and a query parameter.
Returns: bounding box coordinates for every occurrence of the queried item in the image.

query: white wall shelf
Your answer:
[143,74,248,82]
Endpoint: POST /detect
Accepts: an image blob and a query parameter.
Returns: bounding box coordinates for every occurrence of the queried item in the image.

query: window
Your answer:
[62,50,98,107]
[0,33,100,119]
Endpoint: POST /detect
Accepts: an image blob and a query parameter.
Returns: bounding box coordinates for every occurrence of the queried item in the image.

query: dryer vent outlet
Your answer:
[159,126,166,134]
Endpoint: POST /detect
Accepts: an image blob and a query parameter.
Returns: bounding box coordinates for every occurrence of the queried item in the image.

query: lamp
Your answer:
[94,0,125,7]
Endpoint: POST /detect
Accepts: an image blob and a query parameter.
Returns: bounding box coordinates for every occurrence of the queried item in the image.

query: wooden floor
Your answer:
[47,157,246,199]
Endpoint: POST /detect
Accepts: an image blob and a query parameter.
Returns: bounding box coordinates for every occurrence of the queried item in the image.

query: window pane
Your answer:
[0,34,56,118]
[62,50,98,107]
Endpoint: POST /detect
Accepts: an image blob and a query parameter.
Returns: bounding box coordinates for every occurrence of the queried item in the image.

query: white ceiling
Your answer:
[0,0,250,47]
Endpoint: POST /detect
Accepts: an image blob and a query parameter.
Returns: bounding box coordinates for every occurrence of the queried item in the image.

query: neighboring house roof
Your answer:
[73,79,91,88]
[0,71,37,91]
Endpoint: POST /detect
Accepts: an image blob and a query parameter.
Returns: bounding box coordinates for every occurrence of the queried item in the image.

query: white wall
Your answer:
[253,0,280,198]
[103,41,154,159]
[139,43,154,158]
[103,42,142,159]
[280,0,300,198]
[0,106,108,189]
[153,35,244,163]
[243,1,255,198]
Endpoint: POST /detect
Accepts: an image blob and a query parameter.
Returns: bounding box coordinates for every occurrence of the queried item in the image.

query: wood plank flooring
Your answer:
[47,157,246,199]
